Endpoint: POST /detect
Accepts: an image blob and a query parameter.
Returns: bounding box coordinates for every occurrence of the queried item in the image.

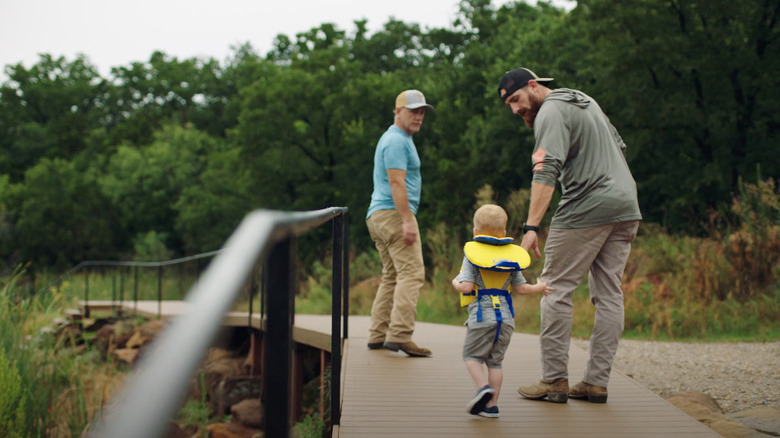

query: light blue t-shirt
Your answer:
[366,125,422,218]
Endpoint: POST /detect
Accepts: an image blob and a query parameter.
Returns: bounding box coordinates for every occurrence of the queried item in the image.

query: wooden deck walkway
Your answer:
[79,301,721,437]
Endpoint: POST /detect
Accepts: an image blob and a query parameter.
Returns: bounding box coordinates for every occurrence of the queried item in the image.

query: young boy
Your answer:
[452,204,552,417]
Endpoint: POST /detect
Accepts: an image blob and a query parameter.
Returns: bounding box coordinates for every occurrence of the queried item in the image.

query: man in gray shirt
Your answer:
[498,68,642,404]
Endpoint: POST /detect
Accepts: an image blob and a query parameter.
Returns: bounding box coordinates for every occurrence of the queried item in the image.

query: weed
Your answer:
[292,413,326,438]
[178,374,210,437]
[0,349,27,437]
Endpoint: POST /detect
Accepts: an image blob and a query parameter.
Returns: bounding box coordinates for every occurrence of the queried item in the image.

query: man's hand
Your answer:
[521,231,542,258]
[402,219,417,246]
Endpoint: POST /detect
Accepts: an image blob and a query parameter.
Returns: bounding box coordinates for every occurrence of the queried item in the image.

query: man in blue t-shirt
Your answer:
[365,89,434,357]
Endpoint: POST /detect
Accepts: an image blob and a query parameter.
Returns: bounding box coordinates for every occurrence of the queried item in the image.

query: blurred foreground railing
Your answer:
[92,207,349,438]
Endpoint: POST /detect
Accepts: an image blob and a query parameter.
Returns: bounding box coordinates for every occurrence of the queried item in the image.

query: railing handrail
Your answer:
[92,207,349,438]
[36,250,224,297]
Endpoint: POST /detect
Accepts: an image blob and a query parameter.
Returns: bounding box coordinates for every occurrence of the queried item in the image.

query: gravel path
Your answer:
[572,339,780,414]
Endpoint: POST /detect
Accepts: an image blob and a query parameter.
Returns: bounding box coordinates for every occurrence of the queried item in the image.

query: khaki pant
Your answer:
[539,220,639,387]
[366,209,425,344]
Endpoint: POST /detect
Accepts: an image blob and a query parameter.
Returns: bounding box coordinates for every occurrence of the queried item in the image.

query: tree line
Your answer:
[1,0,778,274]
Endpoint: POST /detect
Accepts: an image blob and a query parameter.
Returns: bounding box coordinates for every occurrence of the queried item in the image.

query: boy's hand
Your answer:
[537,281,553,296]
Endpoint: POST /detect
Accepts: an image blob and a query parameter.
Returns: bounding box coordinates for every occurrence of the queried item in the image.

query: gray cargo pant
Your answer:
[539,220,639,387]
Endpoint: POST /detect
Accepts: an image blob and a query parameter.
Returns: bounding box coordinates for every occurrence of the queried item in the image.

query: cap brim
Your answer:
[404,103,434,110]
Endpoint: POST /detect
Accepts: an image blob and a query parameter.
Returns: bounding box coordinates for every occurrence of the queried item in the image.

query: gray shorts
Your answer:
[462,323,514,368]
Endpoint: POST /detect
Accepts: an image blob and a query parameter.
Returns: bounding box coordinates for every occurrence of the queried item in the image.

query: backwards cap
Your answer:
[497,68,554,102]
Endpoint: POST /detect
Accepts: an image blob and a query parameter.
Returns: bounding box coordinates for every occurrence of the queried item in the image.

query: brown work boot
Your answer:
[569,381,608,403]
[517,378,569,403]
[383,341,432,357]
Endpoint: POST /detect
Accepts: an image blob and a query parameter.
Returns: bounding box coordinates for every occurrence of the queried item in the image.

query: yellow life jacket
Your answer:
[460,235,531,307]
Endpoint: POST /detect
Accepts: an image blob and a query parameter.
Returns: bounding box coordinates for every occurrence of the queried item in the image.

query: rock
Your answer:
[113,326,135,349]
[215,376,261,415]
[728,407,780,437]
[125,319,166,348]
[206,422,263,438]
[124,330,146,349]
[196,349,247,410]
[137,318,167,338]
[111,348,139,365]
[668,391,724,413]
[230,398,263,429]
[666,393,768,438]
[92,324,116,357]
[162,420,194,438]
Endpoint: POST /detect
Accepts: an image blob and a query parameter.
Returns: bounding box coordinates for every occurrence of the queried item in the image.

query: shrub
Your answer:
[0,349,27,438]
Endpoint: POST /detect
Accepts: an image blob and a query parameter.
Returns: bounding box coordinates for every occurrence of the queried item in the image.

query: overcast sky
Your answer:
[0,0,573,81]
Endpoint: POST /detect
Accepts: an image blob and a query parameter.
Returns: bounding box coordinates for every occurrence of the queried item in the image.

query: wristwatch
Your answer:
[522,223,539,234]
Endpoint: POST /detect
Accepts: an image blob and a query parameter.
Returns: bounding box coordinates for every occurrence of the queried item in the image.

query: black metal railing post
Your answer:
[330,214,344,429]
[157,265,163,318]
[263,236,296,437]
[84,271,90,318]
[343,211,350,339]
[119,267,125,306]
[133,265,139,314]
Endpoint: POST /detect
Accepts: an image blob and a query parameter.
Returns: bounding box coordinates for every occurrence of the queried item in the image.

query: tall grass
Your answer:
[0,265,127,437]
[618,180,780,340]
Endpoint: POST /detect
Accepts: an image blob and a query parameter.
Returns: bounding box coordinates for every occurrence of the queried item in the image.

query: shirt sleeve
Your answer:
[382,135,411,171]
[456,256,478,283]
[510,271,528,287]
[531,101,569,187]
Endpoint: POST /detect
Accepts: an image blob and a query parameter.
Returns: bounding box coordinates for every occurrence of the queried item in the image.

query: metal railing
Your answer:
[92,207,349,438]
[38,251,222,317]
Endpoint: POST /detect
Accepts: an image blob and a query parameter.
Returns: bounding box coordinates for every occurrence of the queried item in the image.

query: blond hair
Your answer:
[473,204,508,237]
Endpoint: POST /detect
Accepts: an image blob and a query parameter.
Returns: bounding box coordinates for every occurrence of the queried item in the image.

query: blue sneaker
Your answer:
[478,405,499,418]
[467,385,494,415]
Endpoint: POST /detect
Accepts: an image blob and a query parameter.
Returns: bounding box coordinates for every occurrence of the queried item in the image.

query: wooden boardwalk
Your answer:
[79,301,721,437]
[334,317,720,438]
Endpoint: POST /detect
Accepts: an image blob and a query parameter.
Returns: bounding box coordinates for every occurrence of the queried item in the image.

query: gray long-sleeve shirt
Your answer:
[532,88,642,228]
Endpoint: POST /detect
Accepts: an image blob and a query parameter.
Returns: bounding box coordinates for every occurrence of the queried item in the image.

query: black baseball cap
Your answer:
[497,68,554,102]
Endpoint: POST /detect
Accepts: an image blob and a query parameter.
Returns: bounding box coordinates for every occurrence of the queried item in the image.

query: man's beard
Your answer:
[523,93,543,128]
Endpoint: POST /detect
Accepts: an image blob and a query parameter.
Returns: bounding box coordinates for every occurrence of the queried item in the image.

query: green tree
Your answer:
[105,51,224,146]
[174,146,252,254]
[0,55,107,182]
[565,0,780,233]
[99,124,222,254]
[15,158,116,268]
